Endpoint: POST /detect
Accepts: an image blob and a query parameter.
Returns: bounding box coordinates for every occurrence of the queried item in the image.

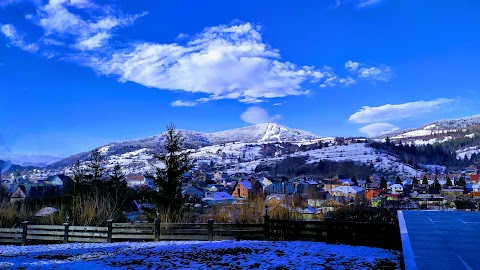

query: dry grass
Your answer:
[0,203,29,228]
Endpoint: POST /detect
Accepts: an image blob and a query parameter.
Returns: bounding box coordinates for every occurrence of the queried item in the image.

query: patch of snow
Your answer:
[0,241,400,269]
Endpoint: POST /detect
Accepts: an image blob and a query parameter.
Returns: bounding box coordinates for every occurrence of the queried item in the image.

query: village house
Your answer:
[126,175,154,189]
[331,185,365,202]
[389,184,404,195]
[202,192,236,206]
[231,178,263,201]
[365,189,383,201]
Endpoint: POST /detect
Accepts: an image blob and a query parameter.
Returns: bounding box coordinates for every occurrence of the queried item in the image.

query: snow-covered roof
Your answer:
[239,180,252,189]
[389,184,403,189]
[203,192,235,201]
[331,185,364,194]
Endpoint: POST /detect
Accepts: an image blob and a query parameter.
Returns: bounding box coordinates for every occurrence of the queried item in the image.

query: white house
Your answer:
[389,184,404,195]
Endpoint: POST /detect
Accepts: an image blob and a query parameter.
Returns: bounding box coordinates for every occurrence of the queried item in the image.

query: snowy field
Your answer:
[0,241,401,269]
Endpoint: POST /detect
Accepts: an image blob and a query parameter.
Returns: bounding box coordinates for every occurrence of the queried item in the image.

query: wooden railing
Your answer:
[0,218,400,250]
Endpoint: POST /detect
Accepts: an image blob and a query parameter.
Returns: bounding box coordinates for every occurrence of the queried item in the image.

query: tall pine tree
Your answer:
[108,163,128,217]
[153,125,193,213]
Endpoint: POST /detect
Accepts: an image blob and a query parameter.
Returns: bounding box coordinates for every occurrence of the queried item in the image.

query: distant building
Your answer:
[231,179,263,200]
[202,192,236,206]
[126,175,153,189]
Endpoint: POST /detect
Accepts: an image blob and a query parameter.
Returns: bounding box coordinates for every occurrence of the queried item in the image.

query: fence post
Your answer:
[264,214,270,240]
[208,219,214,241]
[155,216,161,241]
[63,222,69,244]
[107,219,113,243]
[21,221,29,246]
[325,217,332,244]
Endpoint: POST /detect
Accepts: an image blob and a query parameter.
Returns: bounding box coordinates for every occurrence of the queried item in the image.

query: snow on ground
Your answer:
[456,146,480,159]
[295,143,422,178]
[0,241,400,269]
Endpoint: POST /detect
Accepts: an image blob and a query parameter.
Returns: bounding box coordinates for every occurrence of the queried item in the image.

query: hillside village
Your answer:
[3,158,480,220]
[2,121,480,222]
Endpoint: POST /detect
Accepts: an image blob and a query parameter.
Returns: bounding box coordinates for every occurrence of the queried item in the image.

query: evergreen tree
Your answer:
[430,176,441,192]
[457,176,466,187]
[445,176,453,187]
[351,176,358,186]
[153,125,193,213]
[108,163,128,217]
[380,176,387,189]
[422,176,428,185]
[73,160,84,183]
[395,176,402,184]
[412,176,419,185]
[88,148,105,185]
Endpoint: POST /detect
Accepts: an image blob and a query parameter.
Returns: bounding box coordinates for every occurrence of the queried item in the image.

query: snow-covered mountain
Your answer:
[379,114,480,145]
[49,123,320,169]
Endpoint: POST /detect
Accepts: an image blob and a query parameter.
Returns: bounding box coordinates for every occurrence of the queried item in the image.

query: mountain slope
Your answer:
[49,123,321,168]
[379,115,480,145]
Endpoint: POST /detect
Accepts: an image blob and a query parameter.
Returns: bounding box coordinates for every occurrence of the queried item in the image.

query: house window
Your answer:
[237,188,241,197]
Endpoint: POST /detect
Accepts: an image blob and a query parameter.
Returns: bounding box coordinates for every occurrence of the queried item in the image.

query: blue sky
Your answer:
[1,0,479,160]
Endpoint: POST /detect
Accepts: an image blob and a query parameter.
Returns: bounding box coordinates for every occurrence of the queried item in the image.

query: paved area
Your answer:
[399,211,480,270]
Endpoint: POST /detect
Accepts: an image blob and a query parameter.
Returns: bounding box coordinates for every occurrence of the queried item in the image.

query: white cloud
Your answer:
[333,0,382,9]
[358,66,392,81]
[240,106,281,125]
[170,100,197,107]
[31,0,145,51]
[0,24,38,52]
[349,98,454,124]
[89,22,332,103]
[345,60,359,71]
[359,123,399,137]
[358,0,381,8]
[339,76,356,86]
[345,60,392,82]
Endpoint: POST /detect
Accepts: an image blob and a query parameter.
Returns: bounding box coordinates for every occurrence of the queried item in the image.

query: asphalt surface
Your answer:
[399,210,480,270]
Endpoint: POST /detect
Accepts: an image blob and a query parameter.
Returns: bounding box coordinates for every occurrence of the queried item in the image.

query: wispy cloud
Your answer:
[334,0,382,9]
[25,0,145,51]
[0,24,38,52]
[359,123,399,137]
[358,0,381,8]
[349,98,454,124]
[241,106,281,125]
[345,60,392,82]
[170,100,198,107]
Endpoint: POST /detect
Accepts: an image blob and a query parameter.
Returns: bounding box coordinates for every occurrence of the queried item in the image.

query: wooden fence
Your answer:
[0,218,400,250]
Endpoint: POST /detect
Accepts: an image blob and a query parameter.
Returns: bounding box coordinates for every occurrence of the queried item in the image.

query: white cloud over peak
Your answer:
[90,22,332,103]
[240,106,281,125]
[359,123,399,137]
[0,24,38,52]
[345,60,392,82]
[349,98,454,124]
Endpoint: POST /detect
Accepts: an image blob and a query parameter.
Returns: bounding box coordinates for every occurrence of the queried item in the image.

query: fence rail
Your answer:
[0,217,400,250]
